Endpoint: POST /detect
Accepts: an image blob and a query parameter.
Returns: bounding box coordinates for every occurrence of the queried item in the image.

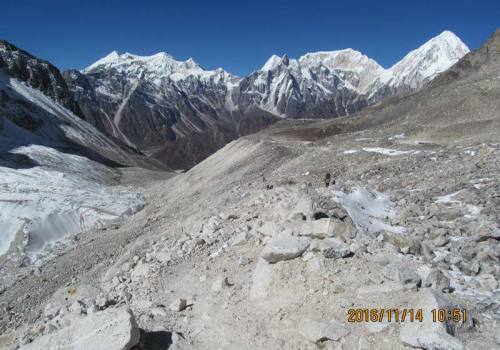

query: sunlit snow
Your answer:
[331,187,405,234]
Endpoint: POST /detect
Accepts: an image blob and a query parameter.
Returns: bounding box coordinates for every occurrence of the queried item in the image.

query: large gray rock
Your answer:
[383,264,422,285]
[418,266,450,291]
[330,218,358,240]
[399,290,472,350]
[298,319,349,343]
[300,219,332,238]
[320,238,352,259]
[261,235,310,263]
[20,307,140,350]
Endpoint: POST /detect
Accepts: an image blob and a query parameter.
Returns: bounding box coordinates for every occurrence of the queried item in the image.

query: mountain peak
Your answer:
[434,30,462,43]
[106,50,120,59]
[299,48,383,73]
[83,50,181,78]
[182,57,202,70]
[384,30,470,93]
[261,55,284,71]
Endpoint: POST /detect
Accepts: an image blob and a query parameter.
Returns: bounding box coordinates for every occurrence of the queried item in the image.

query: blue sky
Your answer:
[1,0,499,76]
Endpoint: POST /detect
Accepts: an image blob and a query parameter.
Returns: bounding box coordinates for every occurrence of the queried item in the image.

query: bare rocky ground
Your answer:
[0,30,499,350]
[0,125,498,350]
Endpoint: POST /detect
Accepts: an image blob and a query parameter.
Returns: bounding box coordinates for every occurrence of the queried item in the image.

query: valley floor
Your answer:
[0,119,499,350]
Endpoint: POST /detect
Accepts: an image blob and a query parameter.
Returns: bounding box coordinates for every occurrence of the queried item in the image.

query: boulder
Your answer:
[330,218,357,240]
[475,273,499,291]
[384,232,421,255]
[399,290,472,350]
[418,266,451,291]
[261,235,310,263]
[320,238,352,259]
[20,307,139,350]
[311,219,332,238]
[383,264,421,285]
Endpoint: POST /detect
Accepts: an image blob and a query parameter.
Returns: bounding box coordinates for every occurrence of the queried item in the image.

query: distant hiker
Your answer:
[324,173,331,188]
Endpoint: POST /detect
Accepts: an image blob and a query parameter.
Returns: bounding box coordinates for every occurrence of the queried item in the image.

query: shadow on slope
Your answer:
[0,152,38,169]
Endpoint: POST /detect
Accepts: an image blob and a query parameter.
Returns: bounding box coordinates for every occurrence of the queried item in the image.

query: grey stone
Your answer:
[330,219,358,240]
[232,231,250,246]
[383,264,422,285]
[238,256,249,266]
[169,298,188,312]
[418,266,451,291]
[258,221,279,237]
[298,319,349,343]
[385,233,421,255]
[311,218,332,238]
[399,290,471,350]
[249,259,274,300]
[475,273,499,291]
[20,307,140,350]
[261,235,310,263]
[433,235,449,247]
[320,238,352,259]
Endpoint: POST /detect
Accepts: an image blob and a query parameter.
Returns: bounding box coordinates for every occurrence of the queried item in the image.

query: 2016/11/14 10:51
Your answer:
[347,308,467,323]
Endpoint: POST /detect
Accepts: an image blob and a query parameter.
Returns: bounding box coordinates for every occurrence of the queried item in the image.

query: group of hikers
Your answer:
[262,172,335,189]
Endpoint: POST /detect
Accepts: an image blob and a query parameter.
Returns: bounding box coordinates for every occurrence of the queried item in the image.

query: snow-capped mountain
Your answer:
[64,30,469,168]
[235,31,470,117]
[368,30,470,99]
[64,52,274,168]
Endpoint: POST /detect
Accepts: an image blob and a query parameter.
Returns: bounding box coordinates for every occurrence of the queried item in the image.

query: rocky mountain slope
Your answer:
[0,40,82,117]
[64,31,468,168]
[0,42,162,266]
[0,29,498,350]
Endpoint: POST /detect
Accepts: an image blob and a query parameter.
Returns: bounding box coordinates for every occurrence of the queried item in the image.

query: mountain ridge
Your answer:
[2,30,471,169]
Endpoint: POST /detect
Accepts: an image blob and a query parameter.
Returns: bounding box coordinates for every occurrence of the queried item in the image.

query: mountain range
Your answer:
[0,31,470,169]
[62,30,469,168]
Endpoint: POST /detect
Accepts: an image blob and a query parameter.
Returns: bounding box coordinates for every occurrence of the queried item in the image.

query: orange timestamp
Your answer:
[347,308,467,323]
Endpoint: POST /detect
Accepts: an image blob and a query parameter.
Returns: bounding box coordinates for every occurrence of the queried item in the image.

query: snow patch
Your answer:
[434,191,462,204]
[362,147,414,156]
[331,187,405,234]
